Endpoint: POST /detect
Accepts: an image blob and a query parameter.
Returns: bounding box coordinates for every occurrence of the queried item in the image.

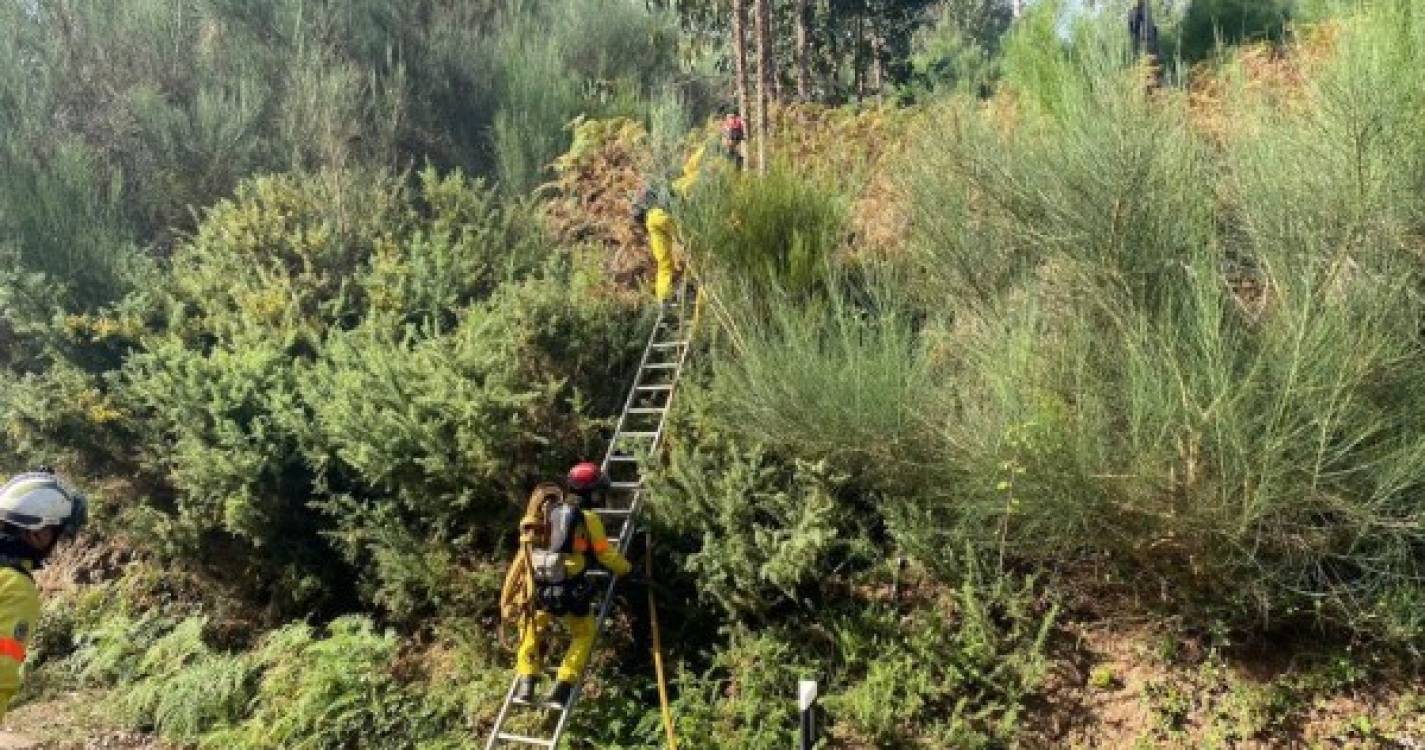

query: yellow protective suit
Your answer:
[645,145,713,301]
[671,145,707,198]
[645,208,678,302]
[516,511,631,683]
[0,564,39,718]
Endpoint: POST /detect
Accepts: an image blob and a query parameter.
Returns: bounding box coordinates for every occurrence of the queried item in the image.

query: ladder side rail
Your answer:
[550,302,694,748]
[491,294,694,749]
[612,293,693,557]
[612,321,690,555]
[484,672,526,750]
[602,305,670,471]
[547,559,623,745]
[485,307,667,750]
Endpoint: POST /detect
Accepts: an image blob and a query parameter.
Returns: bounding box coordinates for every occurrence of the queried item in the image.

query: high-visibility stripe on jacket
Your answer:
[0,565,39,718]
[563,511,632,578]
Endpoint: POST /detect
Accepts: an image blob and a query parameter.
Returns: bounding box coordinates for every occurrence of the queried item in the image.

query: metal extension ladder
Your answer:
[485,287,696,749]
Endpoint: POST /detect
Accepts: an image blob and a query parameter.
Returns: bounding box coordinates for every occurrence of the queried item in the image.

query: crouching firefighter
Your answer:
[511,462,631,709]
[0,469,86,718]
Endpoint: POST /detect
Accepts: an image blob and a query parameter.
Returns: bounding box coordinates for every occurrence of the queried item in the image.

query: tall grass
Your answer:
[703,275,936,488]
[679,167,849,303]
[645,85,694,179]
[491,0,681,195]
[881,0,1425,637]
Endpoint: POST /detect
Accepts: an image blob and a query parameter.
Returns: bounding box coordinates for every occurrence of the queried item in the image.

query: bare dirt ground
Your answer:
[0,692,164,750]
[1029,621,1425,749]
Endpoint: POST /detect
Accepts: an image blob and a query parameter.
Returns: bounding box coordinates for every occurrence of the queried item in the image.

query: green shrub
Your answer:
[302,275,645,620]
[901,62,1213,313]
[679,168,849,302]
[657,560,1056,750]
[664,627,814,750]
[829,564,1056,748]
[652,422,868,621]
[113,168,642,618]
[66,611,174,688]
[116,619,256,741]
[206,617,421,750]
[998,0,1136,122]
[906,0,1013,97]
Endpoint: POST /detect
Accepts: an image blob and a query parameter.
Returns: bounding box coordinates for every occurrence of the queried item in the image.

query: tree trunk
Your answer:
[754,0,772,172]
[795,0,811,101]
[732,0,751,126]
[1011,0,1024,19]
[869,15,885,99]
[820,0,839,99]
[764,0,780,103]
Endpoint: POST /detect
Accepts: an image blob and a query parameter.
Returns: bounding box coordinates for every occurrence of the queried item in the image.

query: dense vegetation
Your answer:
[6,0,1425,747]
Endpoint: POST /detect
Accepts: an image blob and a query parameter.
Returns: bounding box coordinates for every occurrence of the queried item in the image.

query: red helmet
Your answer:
[566,462,604,492]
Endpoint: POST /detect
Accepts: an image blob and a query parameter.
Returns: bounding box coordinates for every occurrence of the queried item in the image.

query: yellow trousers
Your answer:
[516,610,596,683]
[645,208,677,301]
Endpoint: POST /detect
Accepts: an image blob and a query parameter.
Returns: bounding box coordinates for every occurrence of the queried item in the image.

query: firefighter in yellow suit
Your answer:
[645,206,679,302]
[642,143,714,301]
[514,462,632,709]
[0,469,86,719]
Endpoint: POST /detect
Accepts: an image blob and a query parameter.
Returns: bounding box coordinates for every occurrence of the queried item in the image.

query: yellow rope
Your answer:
[646,538,678,750]
[498,484,564,649]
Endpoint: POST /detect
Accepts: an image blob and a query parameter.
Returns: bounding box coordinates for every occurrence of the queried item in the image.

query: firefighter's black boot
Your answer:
[512,676,537,705]
[546,680,574,709]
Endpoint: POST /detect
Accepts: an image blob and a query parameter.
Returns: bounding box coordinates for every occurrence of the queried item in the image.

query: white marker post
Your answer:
[799,679,818,750]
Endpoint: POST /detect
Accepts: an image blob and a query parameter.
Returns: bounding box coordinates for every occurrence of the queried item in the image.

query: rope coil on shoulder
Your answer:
[498,483,565,649]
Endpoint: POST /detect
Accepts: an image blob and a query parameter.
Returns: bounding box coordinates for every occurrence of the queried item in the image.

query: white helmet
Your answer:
[0,472,87,535]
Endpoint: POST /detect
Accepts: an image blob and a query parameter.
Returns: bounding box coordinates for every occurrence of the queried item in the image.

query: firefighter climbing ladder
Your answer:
[485,287,696,749]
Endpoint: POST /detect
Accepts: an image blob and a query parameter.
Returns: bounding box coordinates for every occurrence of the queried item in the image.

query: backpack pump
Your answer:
[530,496,584,585]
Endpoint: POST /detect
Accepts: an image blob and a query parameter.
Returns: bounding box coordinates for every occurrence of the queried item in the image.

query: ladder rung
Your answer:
[496,733,554,747]
[608,481,642,490]
[608,455,639,462]
[651,342,688,350]
[618,432,658,439]
[636,385,672,392]
[627,407,665,415]
[596,508,633,517]
[643,363,678,370]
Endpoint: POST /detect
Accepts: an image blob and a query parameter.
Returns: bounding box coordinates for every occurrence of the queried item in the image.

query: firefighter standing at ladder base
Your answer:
[0,469,86,718]
[513,462,632,709]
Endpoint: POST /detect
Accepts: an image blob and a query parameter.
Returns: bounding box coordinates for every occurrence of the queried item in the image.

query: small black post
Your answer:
[799,679,818,750]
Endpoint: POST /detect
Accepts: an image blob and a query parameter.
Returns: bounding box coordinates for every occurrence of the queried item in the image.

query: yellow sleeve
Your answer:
[0,568,40,718]
[672,145,707,198]
[581,512,632,576]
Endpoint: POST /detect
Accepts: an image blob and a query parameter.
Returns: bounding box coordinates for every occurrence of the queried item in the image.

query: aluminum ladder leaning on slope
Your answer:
[484,286,697,750]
